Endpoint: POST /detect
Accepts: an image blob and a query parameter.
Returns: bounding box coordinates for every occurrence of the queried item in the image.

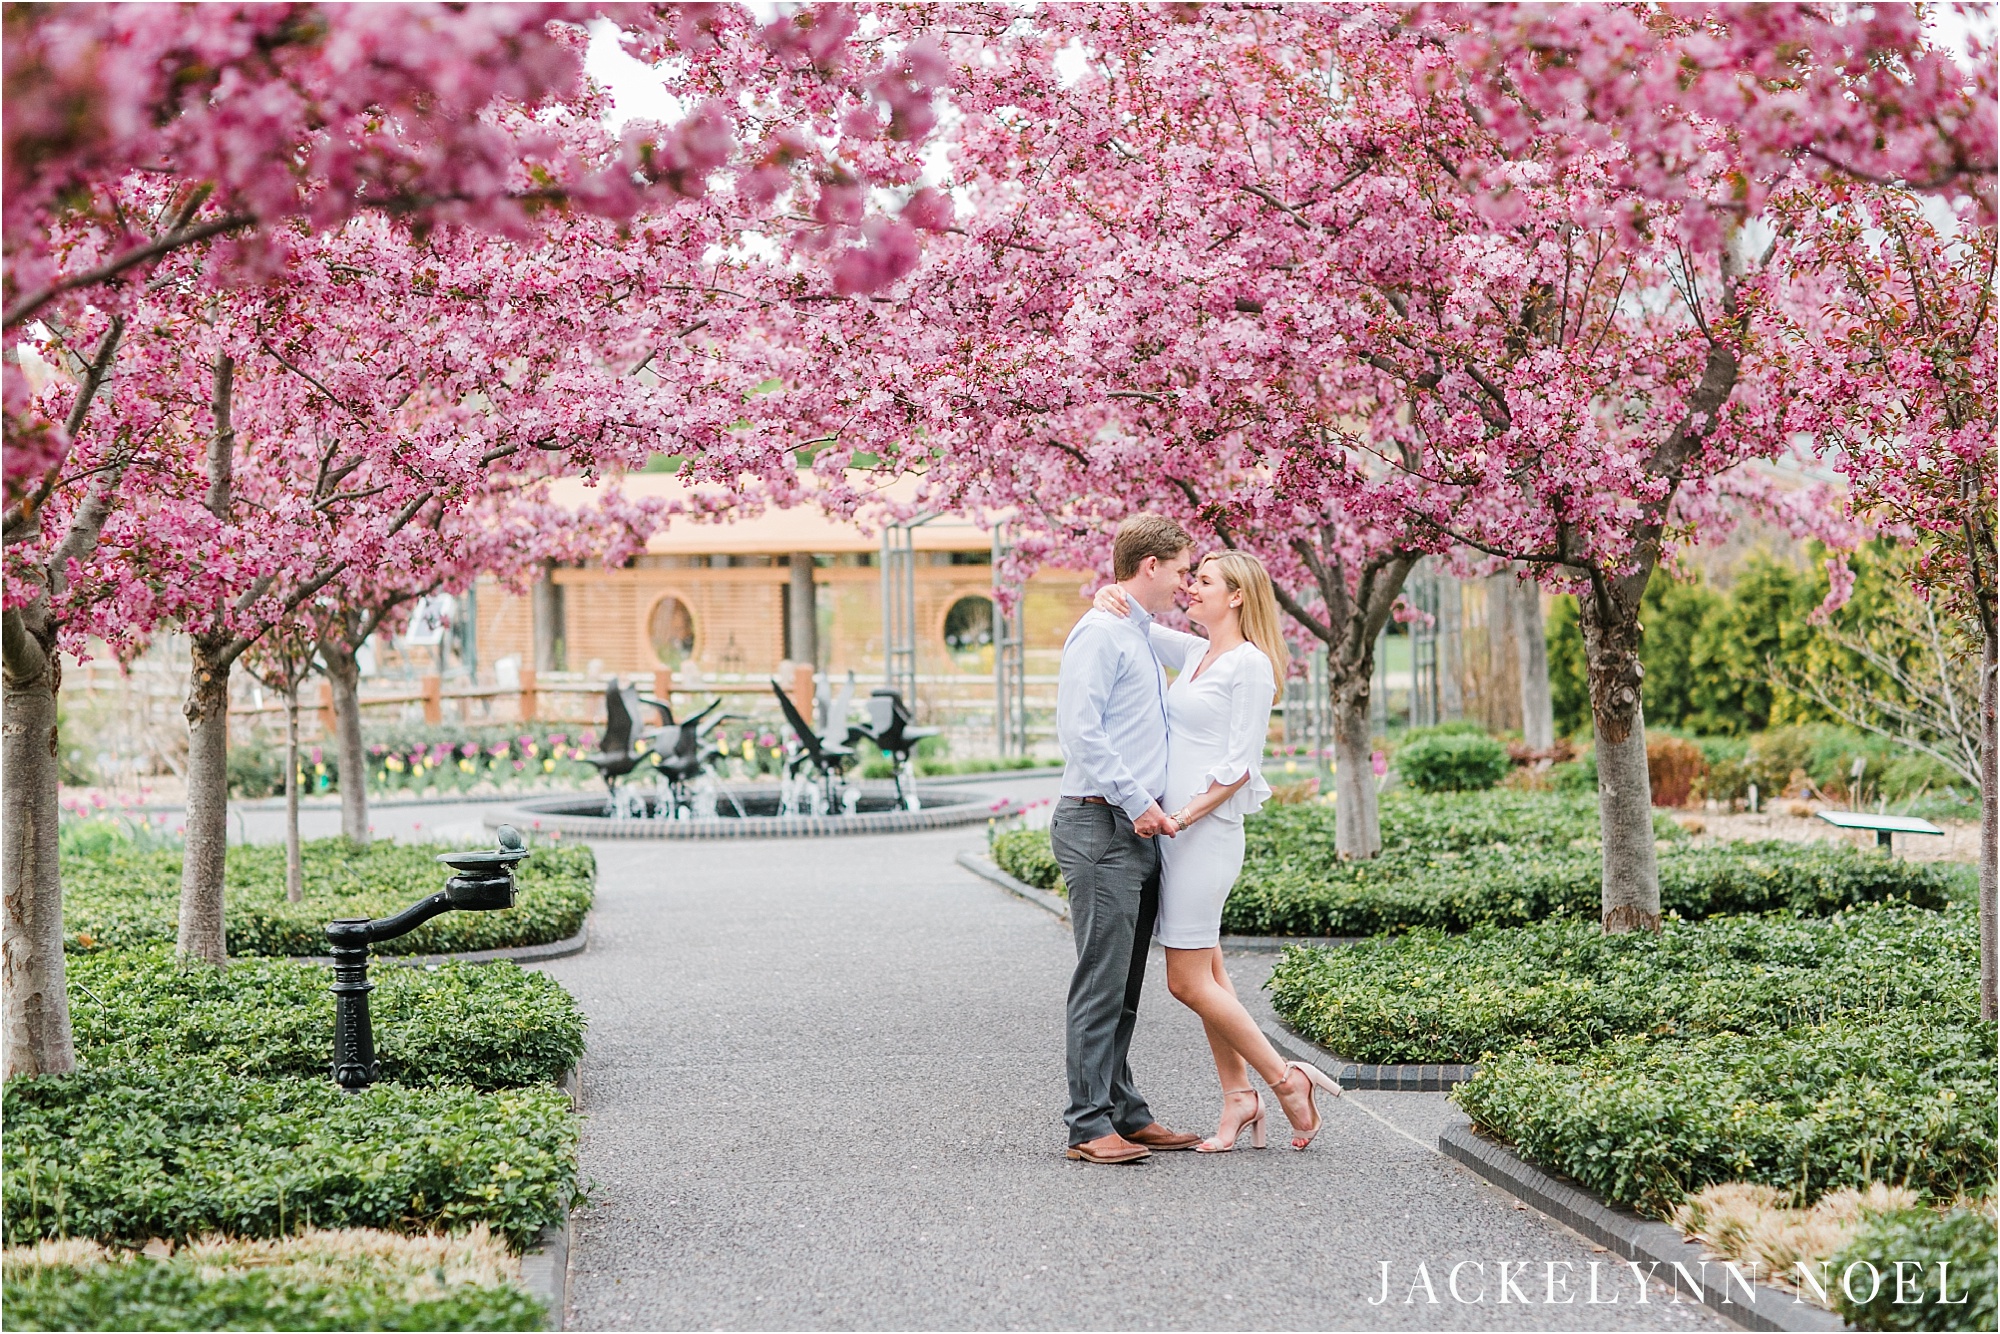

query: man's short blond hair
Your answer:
[1112,515,1195,581]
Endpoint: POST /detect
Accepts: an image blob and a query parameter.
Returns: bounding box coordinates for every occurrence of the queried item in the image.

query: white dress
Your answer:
[1147,625,1275,949]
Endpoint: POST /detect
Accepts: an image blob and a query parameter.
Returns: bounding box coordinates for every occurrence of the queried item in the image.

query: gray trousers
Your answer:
[1050,798,1159,1144]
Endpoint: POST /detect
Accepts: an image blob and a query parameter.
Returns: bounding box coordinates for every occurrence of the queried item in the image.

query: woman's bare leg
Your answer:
[1165,946,1318,1133]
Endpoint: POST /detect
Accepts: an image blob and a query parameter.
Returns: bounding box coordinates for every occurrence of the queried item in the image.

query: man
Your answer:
[1051,514,1203,1164]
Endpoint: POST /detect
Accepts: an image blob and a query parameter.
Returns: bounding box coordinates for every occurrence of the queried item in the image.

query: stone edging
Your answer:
[520,1066,582,1330]
[489,790,1021,840]
[1257,1016,1480,1093]
[1439,1124,1849,1333]
[283,920,591,968]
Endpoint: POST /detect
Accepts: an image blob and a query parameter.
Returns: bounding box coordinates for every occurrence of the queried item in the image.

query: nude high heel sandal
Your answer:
[1195,1089,1267,1153]
[1279,1061,1341,1150]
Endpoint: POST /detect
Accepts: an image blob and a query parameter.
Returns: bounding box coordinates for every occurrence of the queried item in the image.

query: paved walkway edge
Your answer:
[1438,1125,1849,1333]
[520,1065,583,1330]
[957,851,1072,919]
[283,920,591,968]
[955,853,1359,951]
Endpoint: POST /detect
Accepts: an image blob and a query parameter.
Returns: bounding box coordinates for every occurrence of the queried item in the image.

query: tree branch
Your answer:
[5,213,253,330]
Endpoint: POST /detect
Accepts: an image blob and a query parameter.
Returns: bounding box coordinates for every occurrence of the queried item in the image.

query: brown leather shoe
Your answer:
[1125,1122,1203,1151]
[1065,1132,1151,1164]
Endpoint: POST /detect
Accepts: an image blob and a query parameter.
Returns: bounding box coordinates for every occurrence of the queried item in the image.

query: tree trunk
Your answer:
[1580,582,1660,933]
[1438,573,1465,721]
[1,618,73,1077]
[1515,573,1555,749]
[285,683,303,903]
[531,565,561,672]
[0,317,124,1078]
[1484,572,1522,732]
[177,636,233,963]
[788,553,819,668]
[1980,627,1996,1023]
[323,644,369,846]
[1331,676,1382,859]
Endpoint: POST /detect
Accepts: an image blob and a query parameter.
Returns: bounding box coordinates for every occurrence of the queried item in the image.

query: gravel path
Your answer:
[534,798,1730,1332]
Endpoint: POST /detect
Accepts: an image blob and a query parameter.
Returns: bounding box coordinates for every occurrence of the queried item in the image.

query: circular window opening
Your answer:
[943,595,995,671]
[648,595,696,667]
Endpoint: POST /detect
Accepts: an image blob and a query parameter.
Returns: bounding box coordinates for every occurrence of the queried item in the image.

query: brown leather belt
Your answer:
[1071,795,1111,805]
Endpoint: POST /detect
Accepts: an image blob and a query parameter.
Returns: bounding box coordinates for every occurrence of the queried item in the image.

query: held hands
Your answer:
[1132,801,1178,839]
[1092,584,1133,617]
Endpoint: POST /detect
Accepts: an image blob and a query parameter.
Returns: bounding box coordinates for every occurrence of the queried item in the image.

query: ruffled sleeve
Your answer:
[1203,648,1275,821]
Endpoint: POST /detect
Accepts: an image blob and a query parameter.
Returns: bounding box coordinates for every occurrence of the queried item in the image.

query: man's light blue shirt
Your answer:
[1057,599,1168,822]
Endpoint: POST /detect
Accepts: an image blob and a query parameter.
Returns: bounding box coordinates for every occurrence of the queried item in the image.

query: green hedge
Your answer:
[992,828,1064,895]
[1268,902,1976,1064]
[2,1244,545,1331]
[68,949,585,1090]
[1224,839,1948,937]
[1830,1205,1999,1332]
[2,1069,579,1250]
[63,838,594,956]
[1450,1013,1996,1220]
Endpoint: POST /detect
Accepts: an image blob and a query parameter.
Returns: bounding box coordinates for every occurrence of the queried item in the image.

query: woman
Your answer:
[1094,551,1342,1152]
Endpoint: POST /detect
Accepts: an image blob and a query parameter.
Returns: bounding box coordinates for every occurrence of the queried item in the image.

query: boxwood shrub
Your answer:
[67,948,585,1090]
[1268,902,1977,1064]
[63,838,594,956]
[992,828,1064,895]
[1829,1204,1999,1332]
[2,1068,579,1249]
[1450,1013,1996,1220]
[1394,732,1512,793]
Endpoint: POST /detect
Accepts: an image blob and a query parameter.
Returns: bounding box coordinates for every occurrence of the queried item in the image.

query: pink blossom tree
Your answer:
[314,482,667,848]
[758,4,1838,907]
[3,1,954,498]
[1776,185,1997,1014]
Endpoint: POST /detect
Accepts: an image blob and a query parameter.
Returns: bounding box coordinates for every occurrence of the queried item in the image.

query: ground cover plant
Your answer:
[67,948,586,1090]
[1829,1201,1999,1332]
[1222,837,1948,936]
[992,790,1947,935]
[2,1228,546,1332]
[62,836,594,955]
[1267,901,1976,1063]
[1450,1012,1994,1220]
[1269,891,1995,1329]
[3,1066,579,1249]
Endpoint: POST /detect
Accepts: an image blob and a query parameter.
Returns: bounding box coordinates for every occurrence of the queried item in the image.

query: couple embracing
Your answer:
[1055,515,1341,1165]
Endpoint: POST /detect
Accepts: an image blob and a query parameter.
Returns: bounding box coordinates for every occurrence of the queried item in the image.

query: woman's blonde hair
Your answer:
[1200,550,1290,699]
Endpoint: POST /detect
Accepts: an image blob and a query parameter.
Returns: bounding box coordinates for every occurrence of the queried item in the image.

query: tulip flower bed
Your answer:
[61,837,594,956]
[2,946,588,1329]
[365,728,600,796]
